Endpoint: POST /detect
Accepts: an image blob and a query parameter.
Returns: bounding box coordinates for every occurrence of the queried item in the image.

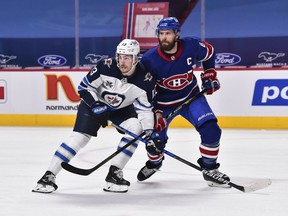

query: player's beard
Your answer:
[159,39,176,52]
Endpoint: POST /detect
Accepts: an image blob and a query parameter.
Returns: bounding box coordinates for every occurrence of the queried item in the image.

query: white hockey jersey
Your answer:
[78,58,156,131]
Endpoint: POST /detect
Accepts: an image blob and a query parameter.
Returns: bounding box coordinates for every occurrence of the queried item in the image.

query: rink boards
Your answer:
[0,68,287,129]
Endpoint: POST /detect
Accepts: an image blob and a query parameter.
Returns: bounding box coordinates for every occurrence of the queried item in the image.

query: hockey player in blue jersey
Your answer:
[137,17,231,188]
[32,39,159,193]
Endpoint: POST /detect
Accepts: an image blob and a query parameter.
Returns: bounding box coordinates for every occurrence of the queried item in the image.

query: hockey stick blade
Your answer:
[204,170,272,192]
[230,178,272,193]
[61,162,94,176]
[164,150,272,193]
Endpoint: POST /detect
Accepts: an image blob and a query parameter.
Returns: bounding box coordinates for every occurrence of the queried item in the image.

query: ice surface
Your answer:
[0,126,287,216]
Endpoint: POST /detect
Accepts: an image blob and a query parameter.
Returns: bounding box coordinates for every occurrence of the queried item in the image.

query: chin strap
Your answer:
[116,54,139,77]
[122,61,138,77]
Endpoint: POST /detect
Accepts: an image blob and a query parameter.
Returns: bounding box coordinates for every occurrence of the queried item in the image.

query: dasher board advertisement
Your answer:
[0,68,287,129]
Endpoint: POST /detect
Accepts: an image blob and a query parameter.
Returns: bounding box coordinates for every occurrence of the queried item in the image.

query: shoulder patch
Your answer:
[144,72,153,82]
[90,67,98,75]
[104,58,113,68]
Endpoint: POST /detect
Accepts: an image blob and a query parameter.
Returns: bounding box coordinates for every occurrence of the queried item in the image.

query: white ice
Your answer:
[0,126,287,216]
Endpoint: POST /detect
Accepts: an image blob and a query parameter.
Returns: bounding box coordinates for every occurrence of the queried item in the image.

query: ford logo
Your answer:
[38,55,67,67]
[215,53,241,66]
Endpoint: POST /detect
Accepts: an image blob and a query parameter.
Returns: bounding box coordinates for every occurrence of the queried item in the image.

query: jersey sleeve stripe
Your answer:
[200,41,214,62]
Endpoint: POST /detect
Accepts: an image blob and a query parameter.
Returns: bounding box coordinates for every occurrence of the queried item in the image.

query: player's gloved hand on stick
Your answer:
[154,110,167,132]
[200,68,220,95]
[144,129,153,137]
[146,132,163,154]
[91,101,110,127]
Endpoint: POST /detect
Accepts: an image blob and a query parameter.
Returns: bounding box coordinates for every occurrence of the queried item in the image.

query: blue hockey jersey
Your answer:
[141,37,215,110]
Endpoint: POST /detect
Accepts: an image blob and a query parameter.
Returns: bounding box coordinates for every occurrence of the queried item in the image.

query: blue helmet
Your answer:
[156,17,181,35]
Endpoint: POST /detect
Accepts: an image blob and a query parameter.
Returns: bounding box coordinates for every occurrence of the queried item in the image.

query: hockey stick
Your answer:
[61,89,207,176]
[165,89,207,120]
[163,151,272,193]
[61,131,146,176]
[112,123,272,193]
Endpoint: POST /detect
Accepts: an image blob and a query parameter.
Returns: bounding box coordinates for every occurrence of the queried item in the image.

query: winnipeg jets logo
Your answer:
[107,95,121,105]
[144,72,153,82]
[159,70,193,90]
[103,92,125,108]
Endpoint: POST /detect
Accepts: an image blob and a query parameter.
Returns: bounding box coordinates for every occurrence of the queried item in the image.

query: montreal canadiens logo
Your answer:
[215,53,241,66]
[161,71,193,90]
[38,55,67,67]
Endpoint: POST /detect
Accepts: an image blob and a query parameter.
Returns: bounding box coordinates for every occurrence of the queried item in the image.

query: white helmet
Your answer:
[116,39,140,76]
[116,39,140,56]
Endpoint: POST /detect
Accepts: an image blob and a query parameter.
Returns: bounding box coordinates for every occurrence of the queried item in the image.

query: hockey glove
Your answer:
[154,110,167,132]
[91,102,110,128]
[200,68,220,95]
[144,129,154,137]
[146,132,163,154]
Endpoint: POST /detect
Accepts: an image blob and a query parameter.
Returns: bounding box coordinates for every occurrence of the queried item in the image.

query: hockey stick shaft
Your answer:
[112,124,235,186]
[61,90,206,176]
[114,124,272,193]
[61,131,146,176]
[165,89,206,120]
[162,150,245,191]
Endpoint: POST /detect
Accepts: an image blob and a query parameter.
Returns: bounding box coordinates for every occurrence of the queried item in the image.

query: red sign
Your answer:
[0,86,4,99]
[0,80,7,103]
[45,74,80,102]
[122,2,169,50]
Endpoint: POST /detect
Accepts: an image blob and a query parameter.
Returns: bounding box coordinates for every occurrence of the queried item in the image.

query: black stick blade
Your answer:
[61,162,94,176]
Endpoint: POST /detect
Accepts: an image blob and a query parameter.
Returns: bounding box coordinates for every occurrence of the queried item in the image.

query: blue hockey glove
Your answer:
[91,102,110,127]
[201,69,220,95]
[146,132,163,154]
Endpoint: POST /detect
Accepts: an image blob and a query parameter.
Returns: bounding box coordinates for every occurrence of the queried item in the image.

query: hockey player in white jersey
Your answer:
[32,39,159,193]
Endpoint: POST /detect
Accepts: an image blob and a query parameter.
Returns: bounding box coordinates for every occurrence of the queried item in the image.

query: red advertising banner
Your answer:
[0,80,7,103]
[122,2,169,50]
